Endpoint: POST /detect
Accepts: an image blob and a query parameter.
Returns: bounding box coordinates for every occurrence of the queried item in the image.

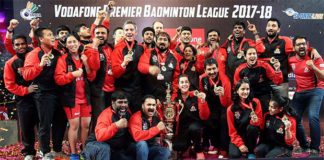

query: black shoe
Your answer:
[294,147,310,154]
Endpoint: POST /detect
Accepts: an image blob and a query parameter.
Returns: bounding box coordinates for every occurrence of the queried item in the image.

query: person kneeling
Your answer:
[84,91,134,160]
[129,95,171,160]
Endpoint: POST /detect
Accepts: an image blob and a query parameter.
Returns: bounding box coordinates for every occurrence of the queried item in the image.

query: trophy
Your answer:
[161,84,178,151]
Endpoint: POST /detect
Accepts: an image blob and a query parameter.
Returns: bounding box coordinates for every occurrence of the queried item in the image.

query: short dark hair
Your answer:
[178,74,190,84]
[73,24,87,41]
[142,95,156,105]
[56,25,70,35]
[293,36,307,46]
[183,44,197,55]
[93,25,109,35]
[181,26,192,34]
[233,21,246,30]
[267,18,281,28]
[156,32,171,42]
[244,47,257,56]
[111,91,127,102]
[12,34,27,44]
[34,26,52,44]
[142,27,155,37]
[152,20,163,27]
[113,27,123,36]
[206,29,220,38]
[204,58,218,69]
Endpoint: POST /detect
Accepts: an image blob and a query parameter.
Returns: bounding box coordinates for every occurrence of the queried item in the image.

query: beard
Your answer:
[267,31,278,39]
[157,44,168,52]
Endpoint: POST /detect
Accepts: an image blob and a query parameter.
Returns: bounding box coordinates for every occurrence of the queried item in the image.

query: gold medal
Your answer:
[193,90,199,97]
[128,50,133,56]
[48,53,54,59]
[270,57,276,64]
[237,52,243,59]
[214,85,218,94]
[282,115,289,123]
[161,66,167,71]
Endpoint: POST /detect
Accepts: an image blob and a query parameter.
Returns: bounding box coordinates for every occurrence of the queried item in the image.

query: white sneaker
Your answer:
[24,155,33,160]
[43,153,54,160]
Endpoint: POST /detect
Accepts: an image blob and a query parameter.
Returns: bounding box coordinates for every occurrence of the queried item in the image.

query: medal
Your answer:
[282,115,289,123]
[161,66,167,71]
[157,73,164,80]
[193,90,199,97]
[48,53,54,59]
[128,50,134,56]
[237,51,243,59]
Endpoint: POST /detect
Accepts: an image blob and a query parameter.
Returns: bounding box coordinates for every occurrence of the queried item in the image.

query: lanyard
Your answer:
[212,47,219,59]
[231,38,246,54]
[208,76,220,88]
[125,40,135,52]
[241,101,253,111]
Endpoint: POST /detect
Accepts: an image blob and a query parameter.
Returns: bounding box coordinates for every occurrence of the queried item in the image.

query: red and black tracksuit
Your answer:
[256,112,296,158]
[138,48,178,101]
[258,36,294,82]
[85,107,133,152]
[23,47,67,154]
[220,37,263,83]
[111,40,145,113]
[54,53,95,110]
[129,111,161,146]
[4,50,38,156]
[227,98,263,158]
[234,61,283,113]
[172,92,210,153]
[173,53,205,92]
[199,73,232,152]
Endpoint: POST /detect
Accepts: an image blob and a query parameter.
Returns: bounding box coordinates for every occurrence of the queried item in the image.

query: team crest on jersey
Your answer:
[168,63,174,69]
[304,67,310,73]
[143,122,149,130]
[276,127,284,134]
[266,120,270,128]
[234,111,240,119]
[152,55,158,62]
[99,53,105,61]
[68,65,73,72]
[227,47,231,52]
[190,105,197,112]
[180,63,184,69]
[204,84,208,91]
[274,47,281,54]
[17,68,23,75]
[291,64,296,70]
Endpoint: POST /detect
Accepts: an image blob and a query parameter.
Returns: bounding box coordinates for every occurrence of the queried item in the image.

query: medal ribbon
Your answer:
[231,37,246,54]
[212,47,219,60]
[181,61,190,74]
[125,40,135,52]
[208,76,220,88]
[241,101,253,111]
[156,49,169,68]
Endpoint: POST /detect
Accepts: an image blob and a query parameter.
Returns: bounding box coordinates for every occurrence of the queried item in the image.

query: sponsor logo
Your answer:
[20,1,42,20]
[283,8,323,20]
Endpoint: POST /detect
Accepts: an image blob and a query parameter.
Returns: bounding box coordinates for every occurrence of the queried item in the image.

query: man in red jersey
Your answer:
[289,36,324,157]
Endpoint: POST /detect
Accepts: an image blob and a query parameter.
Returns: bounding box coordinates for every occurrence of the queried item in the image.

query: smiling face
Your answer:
[245,48,258,66]
[232,25,245,39]
[112,98,129,116]
[180,30,192,44]
[79,26,91,39]
[39,29,55,48]
[143,30,154,44]
[142,98,157,120]
[113,29,124,44]
[57,30,69,42]
[266,21,280,38]
[184,46,194,61]
[13,38,27,54]
[268,101,283,116]
[156,35,170,52]
[294,38,308,58]
[94,27,108,45]
[205,64,218,80]
[66,36,80,54]
[207,31,220,45]
[237,82,250,102]
[179,76,190,93]
[153,21,164,35]
[124,24,137,42]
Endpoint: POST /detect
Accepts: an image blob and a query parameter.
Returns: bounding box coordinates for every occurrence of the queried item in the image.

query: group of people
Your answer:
[3,1,324,160]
